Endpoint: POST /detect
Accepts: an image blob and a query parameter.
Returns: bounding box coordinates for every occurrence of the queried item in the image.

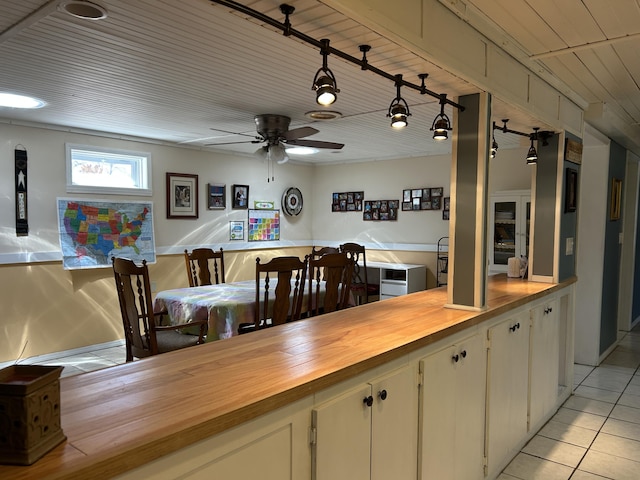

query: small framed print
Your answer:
[167,172,198,219]
[207,183,226,210]
[232,184,249,209]
[230,221,244,240]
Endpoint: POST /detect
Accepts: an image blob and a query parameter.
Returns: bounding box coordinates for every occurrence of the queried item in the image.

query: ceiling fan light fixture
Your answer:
[286,146,319,155]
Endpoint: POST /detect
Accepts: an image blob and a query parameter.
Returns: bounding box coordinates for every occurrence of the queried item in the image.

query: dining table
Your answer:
[153,279,326,341]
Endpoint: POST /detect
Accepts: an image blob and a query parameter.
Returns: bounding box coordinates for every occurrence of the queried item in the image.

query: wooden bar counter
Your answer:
[0,275,575,480]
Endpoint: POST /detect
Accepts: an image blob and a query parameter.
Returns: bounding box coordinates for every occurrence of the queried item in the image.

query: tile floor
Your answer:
[3,324,640,479]
[500,323,640,480]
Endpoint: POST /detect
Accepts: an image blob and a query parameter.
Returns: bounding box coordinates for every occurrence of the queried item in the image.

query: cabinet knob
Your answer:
[509,323,520,332]
[378,389,388,401]
[452,354,459,363]
[461,350,467,358]
[363,395,373,407]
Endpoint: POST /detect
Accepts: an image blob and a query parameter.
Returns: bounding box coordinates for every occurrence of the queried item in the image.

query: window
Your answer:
[66,144,152,196]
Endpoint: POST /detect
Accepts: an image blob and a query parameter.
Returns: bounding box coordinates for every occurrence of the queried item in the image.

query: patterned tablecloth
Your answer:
[154,280,257,340]
[154,280,315,341]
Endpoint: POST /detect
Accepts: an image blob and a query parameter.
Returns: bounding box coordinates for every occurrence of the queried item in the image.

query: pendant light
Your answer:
[312,39,339,106]
[431,94,452,140]
[527,128,539,165]
[387,74,411,128]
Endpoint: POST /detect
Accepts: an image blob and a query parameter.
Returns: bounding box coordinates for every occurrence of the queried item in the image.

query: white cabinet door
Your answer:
[371,366,418,480]
[529,298,560,430]
[312,366,419,480]
[486,310,530,478]
[419,334,486,480]
[312,384,372,480]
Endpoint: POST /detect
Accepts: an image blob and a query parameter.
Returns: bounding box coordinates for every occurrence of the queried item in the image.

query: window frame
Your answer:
[65,143,152,196]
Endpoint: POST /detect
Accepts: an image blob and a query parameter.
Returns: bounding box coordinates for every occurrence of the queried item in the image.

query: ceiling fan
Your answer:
[206,114,344,164]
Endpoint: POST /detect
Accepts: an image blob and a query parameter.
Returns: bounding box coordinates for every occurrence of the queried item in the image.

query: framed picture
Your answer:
[232,184,249,209]
[230,221,244,240]
[402,186,443,211]
[610,178,622,221]
[166,172,198,219]
[564,169,578,213]
[332,191,364,211]
[363,200,398,221]
[207,183,226,210]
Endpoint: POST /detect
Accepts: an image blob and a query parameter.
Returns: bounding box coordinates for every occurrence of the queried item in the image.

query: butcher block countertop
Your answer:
[0,275,575,480]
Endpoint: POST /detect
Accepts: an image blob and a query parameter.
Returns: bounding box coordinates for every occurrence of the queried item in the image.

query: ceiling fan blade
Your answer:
[288,139,345,149]
[209,127,259,138]
[284,126,319,141]
[205,139,262,146]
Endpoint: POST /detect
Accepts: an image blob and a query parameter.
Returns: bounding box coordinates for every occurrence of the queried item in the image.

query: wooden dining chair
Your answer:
[184,247,225,287]
[112,257,207,361]
[339,242,380,305]
[307,251,354,317]
[310,245,340,261]
[238,256,308,334]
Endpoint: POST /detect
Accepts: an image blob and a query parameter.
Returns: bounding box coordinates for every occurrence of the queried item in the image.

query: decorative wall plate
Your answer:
[282,187,303,216]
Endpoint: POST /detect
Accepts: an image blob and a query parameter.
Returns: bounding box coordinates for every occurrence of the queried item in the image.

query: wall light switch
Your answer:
[151,281,157,292]
[566,237,574,256]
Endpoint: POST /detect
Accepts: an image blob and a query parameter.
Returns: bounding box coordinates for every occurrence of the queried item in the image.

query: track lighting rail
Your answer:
[209,0,465,111]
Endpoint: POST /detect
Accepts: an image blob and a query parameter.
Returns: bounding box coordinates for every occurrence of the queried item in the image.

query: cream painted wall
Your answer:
[0,123,531,362]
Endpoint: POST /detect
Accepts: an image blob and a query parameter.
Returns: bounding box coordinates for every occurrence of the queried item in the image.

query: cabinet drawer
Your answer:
[380,281,407,296]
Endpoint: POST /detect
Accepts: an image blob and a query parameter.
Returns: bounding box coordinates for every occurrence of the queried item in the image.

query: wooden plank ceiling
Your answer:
[0,0,569,164]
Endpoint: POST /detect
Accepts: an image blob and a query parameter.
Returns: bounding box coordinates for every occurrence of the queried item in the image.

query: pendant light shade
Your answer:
[387,75,411,129]
[312,39,339,106]
[527,128,539,164]
[431,94,452,140]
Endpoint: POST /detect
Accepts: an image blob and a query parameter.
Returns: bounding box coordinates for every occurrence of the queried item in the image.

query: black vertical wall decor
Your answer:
[15,147,28,236]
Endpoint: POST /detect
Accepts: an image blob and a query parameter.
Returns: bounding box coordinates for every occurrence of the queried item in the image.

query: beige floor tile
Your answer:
[521,435,586,467]
[590,432,640,462]
[538,420,598,448]
[552,407,607,431]
[578,450,640,480]
[625,383,640,397]
[562,396,615,416]
[503,453,573,480]
[569,471,611,479]
[601,418,640,442]
[618,392,640,409]
[581,373,632,393]
[610,404,640,424]
[573,385,622,404]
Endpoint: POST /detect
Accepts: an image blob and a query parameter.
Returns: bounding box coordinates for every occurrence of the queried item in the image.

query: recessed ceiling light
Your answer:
[285,146,319,155]
[0,93,46,109]
[59,0,108,20]
[305,110,343,121]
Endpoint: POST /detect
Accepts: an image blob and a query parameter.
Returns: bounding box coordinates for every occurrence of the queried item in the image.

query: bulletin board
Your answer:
[248,209,280,241]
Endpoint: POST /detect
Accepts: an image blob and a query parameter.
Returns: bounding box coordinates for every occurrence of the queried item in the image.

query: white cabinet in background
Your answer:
[489,190,531,273]
[485,310,530,479]
[311,366,419,480]
[365,262,427,300]
[419,333,486,480]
